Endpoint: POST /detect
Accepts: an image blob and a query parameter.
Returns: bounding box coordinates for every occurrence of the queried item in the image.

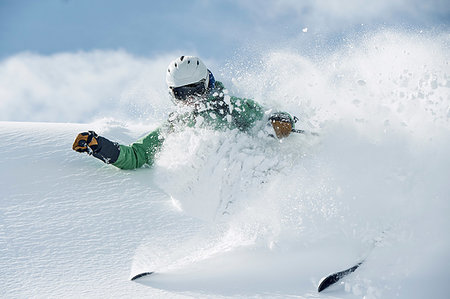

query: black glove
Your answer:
[72,131,120,164]
[268,112,296,139]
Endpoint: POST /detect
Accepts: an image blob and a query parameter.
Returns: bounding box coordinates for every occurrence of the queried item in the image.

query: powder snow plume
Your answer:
[144,30,450,298]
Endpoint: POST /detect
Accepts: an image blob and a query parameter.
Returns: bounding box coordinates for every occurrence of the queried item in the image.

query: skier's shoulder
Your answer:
[213,80,225,91]
[208,81,237,102]
[206,81,227,105]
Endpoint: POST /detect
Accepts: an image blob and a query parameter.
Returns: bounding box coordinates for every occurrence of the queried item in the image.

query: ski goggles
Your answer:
[169,79,207,101]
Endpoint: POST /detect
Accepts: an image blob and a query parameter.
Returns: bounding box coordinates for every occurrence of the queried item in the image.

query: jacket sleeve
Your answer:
[229,96,265,131]
[112,128,164,170]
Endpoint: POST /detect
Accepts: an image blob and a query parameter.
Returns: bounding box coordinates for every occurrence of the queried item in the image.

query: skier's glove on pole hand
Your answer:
[73,131,99,154]
[72,131,120,164]
[269,112,295,139]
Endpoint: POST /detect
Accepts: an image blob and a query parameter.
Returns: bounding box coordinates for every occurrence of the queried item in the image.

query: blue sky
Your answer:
[1,0,449,62]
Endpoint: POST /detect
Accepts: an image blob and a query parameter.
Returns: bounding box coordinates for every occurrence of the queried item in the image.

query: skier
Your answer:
[73,56,296,170]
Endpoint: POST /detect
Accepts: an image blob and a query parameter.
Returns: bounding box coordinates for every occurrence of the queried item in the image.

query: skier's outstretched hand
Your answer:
[72,131,99,154]
[72,131,120,164]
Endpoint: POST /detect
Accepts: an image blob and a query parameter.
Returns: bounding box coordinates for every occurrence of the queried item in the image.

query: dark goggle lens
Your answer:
[171,80,206,101]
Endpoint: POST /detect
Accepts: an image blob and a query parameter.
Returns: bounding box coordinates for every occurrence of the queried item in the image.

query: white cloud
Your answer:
[0,50,178,123]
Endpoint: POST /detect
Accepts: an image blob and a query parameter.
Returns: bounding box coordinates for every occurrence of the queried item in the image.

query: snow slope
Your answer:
[1,30,450,298]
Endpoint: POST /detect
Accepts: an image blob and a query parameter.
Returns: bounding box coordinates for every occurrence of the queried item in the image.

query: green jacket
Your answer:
[113,81,277,170]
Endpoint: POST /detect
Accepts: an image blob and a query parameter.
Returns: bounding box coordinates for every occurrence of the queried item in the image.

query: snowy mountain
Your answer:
[1,31,449,298]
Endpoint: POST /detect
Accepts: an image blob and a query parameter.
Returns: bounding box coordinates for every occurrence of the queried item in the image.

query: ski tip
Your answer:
[130,272,154,281]
[317,275,337,292]
[317,262,363,292]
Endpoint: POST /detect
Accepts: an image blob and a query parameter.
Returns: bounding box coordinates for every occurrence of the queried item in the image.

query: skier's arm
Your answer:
[72,128,164,170]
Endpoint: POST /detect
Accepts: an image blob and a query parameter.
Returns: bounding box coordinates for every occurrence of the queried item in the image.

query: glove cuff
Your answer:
[92,136,120,164]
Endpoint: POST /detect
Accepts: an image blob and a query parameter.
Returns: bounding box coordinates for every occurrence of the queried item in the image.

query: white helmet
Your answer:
[166,56,209,89]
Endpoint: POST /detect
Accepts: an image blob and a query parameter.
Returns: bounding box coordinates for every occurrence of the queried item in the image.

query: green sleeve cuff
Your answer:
[112,129,164,170]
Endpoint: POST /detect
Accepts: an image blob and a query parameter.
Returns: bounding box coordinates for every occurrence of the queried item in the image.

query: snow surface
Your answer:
[1,31,450,298]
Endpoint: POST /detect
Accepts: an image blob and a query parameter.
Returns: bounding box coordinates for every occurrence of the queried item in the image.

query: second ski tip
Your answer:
[130,271,154,281]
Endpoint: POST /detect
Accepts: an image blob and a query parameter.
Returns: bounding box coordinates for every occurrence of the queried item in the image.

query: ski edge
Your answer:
[317,261,363,292]
[130,271,154,281]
